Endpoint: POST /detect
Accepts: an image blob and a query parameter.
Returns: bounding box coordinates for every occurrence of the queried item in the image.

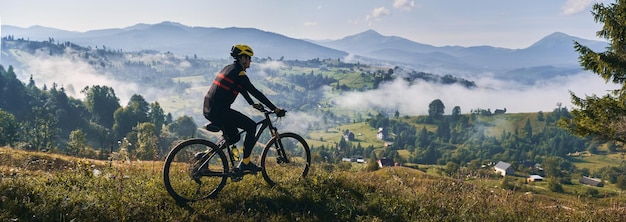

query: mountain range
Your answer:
[1,21,609,81]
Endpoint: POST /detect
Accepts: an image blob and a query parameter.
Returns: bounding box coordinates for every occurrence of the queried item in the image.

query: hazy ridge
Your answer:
[1,21,609,81]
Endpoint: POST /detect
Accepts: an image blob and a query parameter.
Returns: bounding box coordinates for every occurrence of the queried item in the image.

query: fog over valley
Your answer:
[336,71,618,115]
[8,49,617,118]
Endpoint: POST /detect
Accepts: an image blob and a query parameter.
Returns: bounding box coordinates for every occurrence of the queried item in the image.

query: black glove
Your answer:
[253,103,263,110]
[275,108,286,117]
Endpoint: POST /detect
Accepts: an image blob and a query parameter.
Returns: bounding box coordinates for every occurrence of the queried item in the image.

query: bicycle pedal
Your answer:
[232,168,244,175]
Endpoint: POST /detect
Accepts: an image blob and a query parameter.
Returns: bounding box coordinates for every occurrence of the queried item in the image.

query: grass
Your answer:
[566,152,626,172]
[306,122,382,149]
[1,147,626,221]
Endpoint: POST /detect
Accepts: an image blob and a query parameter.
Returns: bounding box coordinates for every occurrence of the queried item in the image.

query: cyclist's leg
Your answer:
[211,108,258,172]
[226,109,256,162]
[207,110,241,145]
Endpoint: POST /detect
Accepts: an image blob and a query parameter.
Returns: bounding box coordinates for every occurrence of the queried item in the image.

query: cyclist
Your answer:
[203,44,285,173]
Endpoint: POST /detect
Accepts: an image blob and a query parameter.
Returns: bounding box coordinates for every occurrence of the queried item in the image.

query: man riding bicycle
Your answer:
[203,44,285,174]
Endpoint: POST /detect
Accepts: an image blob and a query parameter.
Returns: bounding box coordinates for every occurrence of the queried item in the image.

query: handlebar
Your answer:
[253,104,286,117]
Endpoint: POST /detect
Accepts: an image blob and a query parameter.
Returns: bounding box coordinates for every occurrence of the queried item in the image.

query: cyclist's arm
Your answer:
[240,90,254,105]
[239,75,277,110]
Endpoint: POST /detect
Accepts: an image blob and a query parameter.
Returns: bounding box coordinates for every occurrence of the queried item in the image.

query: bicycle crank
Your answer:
[231,169,243,182]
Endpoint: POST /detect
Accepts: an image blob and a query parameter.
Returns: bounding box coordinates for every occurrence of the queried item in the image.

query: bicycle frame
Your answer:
[215,108,286,171]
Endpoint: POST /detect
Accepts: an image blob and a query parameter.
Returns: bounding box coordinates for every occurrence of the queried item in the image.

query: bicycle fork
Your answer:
[272,134,290,164]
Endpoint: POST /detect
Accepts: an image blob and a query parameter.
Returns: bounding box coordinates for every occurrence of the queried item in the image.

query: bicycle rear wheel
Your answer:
[260,133,311,187]
[163,138,228,202]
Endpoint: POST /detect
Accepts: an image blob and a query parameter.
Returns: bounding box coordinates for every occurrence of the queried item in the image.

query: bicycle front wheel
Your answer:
[163,138,228,202]
[261,133,311,187]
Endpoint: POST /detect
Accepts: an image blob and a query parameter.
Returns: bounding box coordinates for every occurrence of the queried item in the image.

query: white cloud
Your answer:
[334,72,618,115]
[342,53,359,63]
[20,50,173,105]
[393,0,415,11]
[366,7,391,26]
[561,0,595,15]
[257,60,285,70]
[254,60,285,77]
[304,21,317,27]
[279,111,323,135]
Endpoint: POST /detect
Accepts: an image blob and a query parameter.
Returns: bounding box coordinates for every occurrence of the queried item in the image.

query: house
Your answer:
[378,158,395,168]
[494,161,514,176]
[579,176,603,187]
[377,127,387,140]
[494,108,507,114]
[527,175,544,182]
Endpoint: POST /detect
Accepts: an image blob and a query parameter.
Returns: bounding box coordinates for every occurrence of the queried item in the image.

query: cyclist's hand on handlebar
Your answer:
[252,103,263,110]
[275,108,286,117]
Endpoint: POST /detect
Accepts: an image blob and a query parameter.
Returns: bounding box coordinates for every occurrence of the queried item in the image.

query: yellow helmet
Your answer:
[230,44,254,58]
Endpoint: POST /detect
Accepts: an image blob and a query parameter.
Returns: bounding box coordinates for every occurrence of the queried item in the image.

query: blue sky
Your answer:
[0,0,608,48]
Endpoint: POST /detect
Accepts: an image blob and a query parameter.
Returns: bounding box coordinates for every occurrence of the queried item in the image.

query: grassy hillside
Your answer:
[306,112,551,153]
[1,147,625,221]
[307,122,381,149]
[474,112,545,137]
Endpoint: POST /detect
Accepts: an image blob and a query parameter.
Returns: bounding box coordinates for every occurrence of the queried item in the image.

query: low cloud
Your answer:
[279,111,323,135]
[255,60,285,77]
[124,53,191,72]
[342,53,360,63]
[393,0,415,11]
[334,72,618,115]
[17,49,617,121]
[19,50,171,105]
[561,0,595,15]
[366,7,391,26]
[257,60,285,70]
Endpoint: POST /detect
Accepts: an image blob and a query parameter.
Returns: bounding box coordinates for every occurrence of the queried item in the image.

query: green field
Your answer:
[566,152,626,172]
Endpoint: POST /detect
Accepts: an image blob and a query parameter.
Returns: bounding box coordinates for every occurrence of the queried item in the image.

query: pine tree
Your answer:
[560,0,626,143]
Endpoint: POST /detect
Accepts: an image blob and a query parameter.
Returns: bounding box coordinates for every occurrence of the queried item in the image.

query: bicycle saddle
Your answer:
[204,123,221,132]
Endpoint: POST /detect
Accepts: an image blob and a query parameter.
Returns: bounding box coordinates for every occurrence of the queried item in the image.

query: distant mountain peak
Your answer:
[362,29,382,36]
[154,21,187,27]
[342,29,384,41]
[123,21,188,31]
[529,32,579,48]
[546,32,569,38]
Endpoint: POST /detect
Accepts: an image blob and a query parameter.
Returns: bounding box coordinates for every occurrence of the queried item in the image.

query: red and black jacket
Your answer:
[203,62,277,116]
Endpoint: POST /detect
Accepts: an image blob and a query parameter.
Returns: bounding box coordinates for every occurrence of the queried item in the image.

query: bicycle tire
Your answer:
[260,133,311,187]
[163,138,228,202]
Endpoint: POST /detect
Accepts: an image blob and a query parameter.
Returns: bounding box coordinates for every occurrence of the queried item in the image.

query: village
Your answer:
[337,127,609,190]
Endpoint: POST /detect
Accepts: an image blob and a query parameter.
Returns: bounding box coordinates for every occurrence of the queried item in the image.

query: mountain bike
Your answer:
[162,105,311,202]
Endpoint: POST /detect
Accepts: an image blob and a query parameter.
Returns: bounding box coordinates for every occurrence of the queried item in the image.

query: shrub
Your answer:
[548,178,564,193]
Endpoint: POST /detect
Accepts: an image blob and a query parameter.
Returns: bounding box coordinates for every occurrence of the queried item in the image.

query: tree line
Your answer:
[0,65,197,160]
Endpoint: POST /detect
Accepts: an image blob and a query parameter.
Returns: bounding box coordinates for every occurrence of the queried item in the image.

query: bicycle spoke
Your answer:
[261,133,311,187]
[163,139,228,202]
